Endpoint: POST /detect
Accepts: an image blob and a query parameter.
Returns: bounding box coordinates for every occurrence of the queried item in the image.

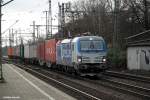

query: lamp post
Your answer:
[0,0,3,81]
[0,0,14,81]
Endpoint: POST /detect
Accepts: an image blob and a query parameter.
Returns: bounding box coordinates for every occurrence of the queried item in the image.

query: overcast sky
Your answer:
[2,0,73,46]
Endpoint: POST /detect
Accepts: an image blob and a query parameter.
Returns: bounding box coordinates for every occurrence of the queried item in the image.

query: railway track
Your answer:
[35,65,150,99]
[3,59,150,100]
[96,71,150,99]
[94,78,150,99]
[104,71,150,83]
[28,63,150,99]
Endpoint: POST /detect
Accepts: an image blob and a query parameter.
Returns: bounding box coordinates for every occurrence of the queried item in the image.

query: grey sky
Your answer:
[2,0,73,45]
[2,0,60,29]
[2,0,73,30]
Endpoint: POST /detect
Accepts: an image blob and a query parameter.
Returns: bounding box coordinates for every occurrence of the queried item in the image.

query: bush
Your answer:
[107,48,127,70]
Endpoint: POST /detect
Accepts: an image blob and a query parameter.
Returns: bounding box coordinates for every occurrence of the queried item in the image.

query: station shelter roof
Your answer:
[125,30,150,47]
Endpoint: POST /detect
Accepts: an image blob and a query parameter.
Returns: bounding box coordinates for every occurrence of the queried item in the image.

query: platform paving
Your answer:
[0,64,76,100]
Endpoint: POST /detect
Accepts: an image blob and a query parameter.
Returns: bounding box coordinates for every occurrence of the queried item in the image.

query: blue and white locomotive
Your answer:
[56,35,107,76]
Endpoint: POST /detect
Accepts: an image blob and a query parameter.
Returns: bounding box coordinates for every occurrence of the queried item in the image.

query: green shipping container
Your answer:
[20,44,24,58]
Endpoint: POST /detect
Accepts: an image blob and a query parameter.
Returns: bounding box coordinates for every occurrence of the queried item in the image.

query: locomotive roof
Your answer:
[72,36,104,42]
[61,39,72,43]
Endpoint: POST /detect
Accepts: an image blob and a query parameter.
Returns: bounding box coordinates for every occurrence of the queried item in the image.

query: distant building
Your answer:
[126,30,150,70]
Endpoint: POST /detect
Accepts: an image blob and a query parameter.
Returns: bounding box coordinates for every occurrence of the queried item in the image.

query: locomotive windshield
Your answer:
[79,40,104,52]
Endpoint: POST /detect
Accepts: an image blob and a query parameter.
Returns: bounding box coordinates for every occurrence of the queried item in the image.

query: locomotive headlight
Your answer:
[77,56,82,63]
[102,57,106,63]
[102,58,106,62]
[78,58,82,62]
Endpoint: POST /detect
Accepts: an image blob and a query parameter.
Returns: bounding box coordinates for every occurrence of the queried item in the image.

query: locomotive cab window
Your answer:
[79,40,104,52]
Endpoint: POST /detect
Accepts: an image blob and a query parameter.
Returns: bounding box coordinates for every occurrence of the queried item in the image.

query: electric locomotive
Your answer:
[56,35,107,76]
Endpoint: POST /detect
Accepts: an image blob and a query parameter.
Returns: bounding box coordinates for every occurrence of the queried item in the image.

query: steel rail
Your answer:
[105,71,150,83]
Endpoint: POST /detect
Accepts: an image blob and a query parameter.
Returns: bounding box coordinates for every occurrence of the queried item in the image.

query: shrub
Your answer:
[107,48,127,70]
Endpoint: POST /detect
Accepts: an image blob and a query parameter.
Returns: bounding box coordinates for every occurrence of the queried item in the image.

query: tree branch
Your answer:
[1,0,14,6]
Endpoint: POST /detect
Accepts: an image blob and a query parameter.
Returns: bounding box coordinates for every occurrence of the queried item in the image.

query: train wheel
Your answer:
[47,62,52,68]
[39,60,44,66]
[73,64,80,75]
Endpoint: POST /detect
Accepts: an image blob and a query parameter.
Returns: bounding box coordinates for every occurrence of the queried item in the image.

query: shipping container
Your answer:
[37,41,45,66]
[16,45,20,57]
[12,45,20,58]
[24,44,30,59]
[7,47,13,58]
[13,46,16,57]
[29,42,37,63]
[2,46,7,57]
[29,43,37,59]
[20,44,24,58]
[45,39,57,67]
[12,46,16,57]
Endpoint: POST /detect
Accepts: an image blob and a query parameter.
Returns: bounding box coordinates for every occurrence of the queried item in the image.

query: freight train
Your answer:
[7,35,107,76]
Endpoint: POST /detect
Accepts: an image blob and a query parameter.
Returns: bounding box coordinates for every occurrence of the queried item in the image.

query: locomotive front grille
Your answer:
[81,56,103,63]
[94,57,103,63]
[81,56,90,63]
[94,60,101,63]
[82,59,90,63]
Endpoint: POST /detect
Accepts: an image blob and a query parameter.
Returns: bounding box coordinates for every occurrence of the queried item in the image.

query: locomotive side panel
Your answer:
[56,41,62,65]
[61,39,72,66]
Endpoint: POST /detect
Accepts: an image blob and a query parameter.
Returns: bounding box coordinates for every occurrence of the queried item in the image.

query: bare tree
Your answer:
[64,0,149,49]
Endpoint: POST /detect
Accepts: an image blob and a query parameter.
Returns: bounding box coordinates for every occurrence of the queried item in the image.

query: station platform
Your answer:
[0,64,76,100]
